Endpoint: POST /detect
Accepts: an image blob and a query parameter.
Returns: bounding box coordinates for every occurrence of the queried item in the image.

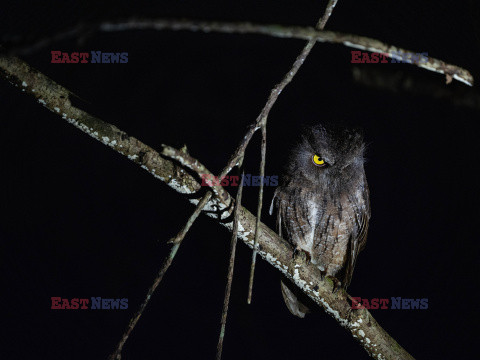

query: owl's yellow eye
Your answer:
[312,154,326,166]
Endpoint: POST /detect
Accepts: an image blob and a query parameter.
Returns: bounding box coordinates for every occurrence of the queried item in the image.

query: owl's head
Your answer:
[285,123,366,188]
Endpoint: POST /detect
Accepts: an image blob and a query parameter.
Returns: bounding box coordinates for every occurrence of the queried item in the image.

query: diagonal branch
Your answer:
[0,53,414,360]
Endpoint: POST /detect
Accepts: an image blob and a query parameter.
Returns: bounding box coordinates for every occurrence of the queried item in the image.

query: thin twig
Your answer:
[3,15,472,85]
[216,168,244,360]
[247,124,266,304]
[110,143,237,358]
[161,145,230,203]
[109,193,212,360]
[247,0,338,304]
[319,0,339,30]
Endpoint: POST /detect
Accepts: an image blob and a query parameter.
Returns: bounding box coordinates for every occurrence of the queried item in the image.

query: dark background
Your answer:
[1,1,480,359]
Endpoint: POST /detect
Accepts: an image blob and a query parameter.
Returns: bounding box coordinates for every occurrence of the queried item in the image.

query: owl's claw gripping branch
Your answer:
[285,248,312,281]
[292,248,312,264]
[325,275,343,294]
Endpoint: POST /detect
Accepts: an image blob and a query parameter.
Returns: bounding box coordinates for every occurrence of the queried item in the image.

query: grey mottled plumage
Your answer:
[270,124,370,318]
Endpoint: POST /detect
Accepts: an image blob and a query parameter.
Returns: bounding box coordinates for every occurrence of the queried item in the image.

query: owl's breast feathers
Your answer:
[273,181,370,289]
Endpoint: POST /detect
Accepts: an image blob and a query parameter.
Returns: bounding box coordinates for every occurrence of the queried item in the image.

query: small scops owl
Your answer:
[270,124,370,317]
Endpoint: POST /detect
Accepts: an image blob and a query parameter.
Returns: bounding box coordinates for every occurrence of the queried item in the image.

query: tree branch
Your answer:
[352,66,480,111]
[0,53,414,360]
[4,18,473,86]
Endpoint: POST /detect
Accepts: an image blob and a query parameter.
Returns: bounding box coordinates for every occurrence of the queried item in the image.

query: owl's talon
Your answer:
[319,270,326,281]
[325,275,342,293]
[293,248,311,264]
[287,248,312,274]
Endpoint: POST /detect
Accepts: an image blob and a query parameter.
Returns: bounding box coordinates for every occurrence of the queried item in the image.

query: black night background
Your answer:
[1,1,480,359]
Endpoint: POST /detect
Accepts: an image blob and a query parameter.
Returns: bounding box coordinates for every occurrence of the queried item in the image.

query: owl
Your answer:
[270,123,370,318]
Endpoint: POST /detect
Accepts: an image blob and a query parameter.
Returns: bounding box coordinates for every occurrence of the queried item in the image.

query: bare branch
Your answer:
[0,53,415,360]
[4,17,473,86]
[352,66,480,111]
[100,19,473,86]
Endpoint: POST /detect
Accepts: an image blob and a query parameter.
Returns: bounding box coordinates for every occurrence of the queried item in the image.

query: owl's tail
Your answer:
[280,279,310,318]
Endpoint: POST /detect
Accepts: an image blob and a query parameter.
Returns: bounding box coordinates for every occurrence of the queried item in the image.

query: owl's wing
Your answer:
[358,182,370,251]
[344,181,370,288]
[272,187,310,318]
